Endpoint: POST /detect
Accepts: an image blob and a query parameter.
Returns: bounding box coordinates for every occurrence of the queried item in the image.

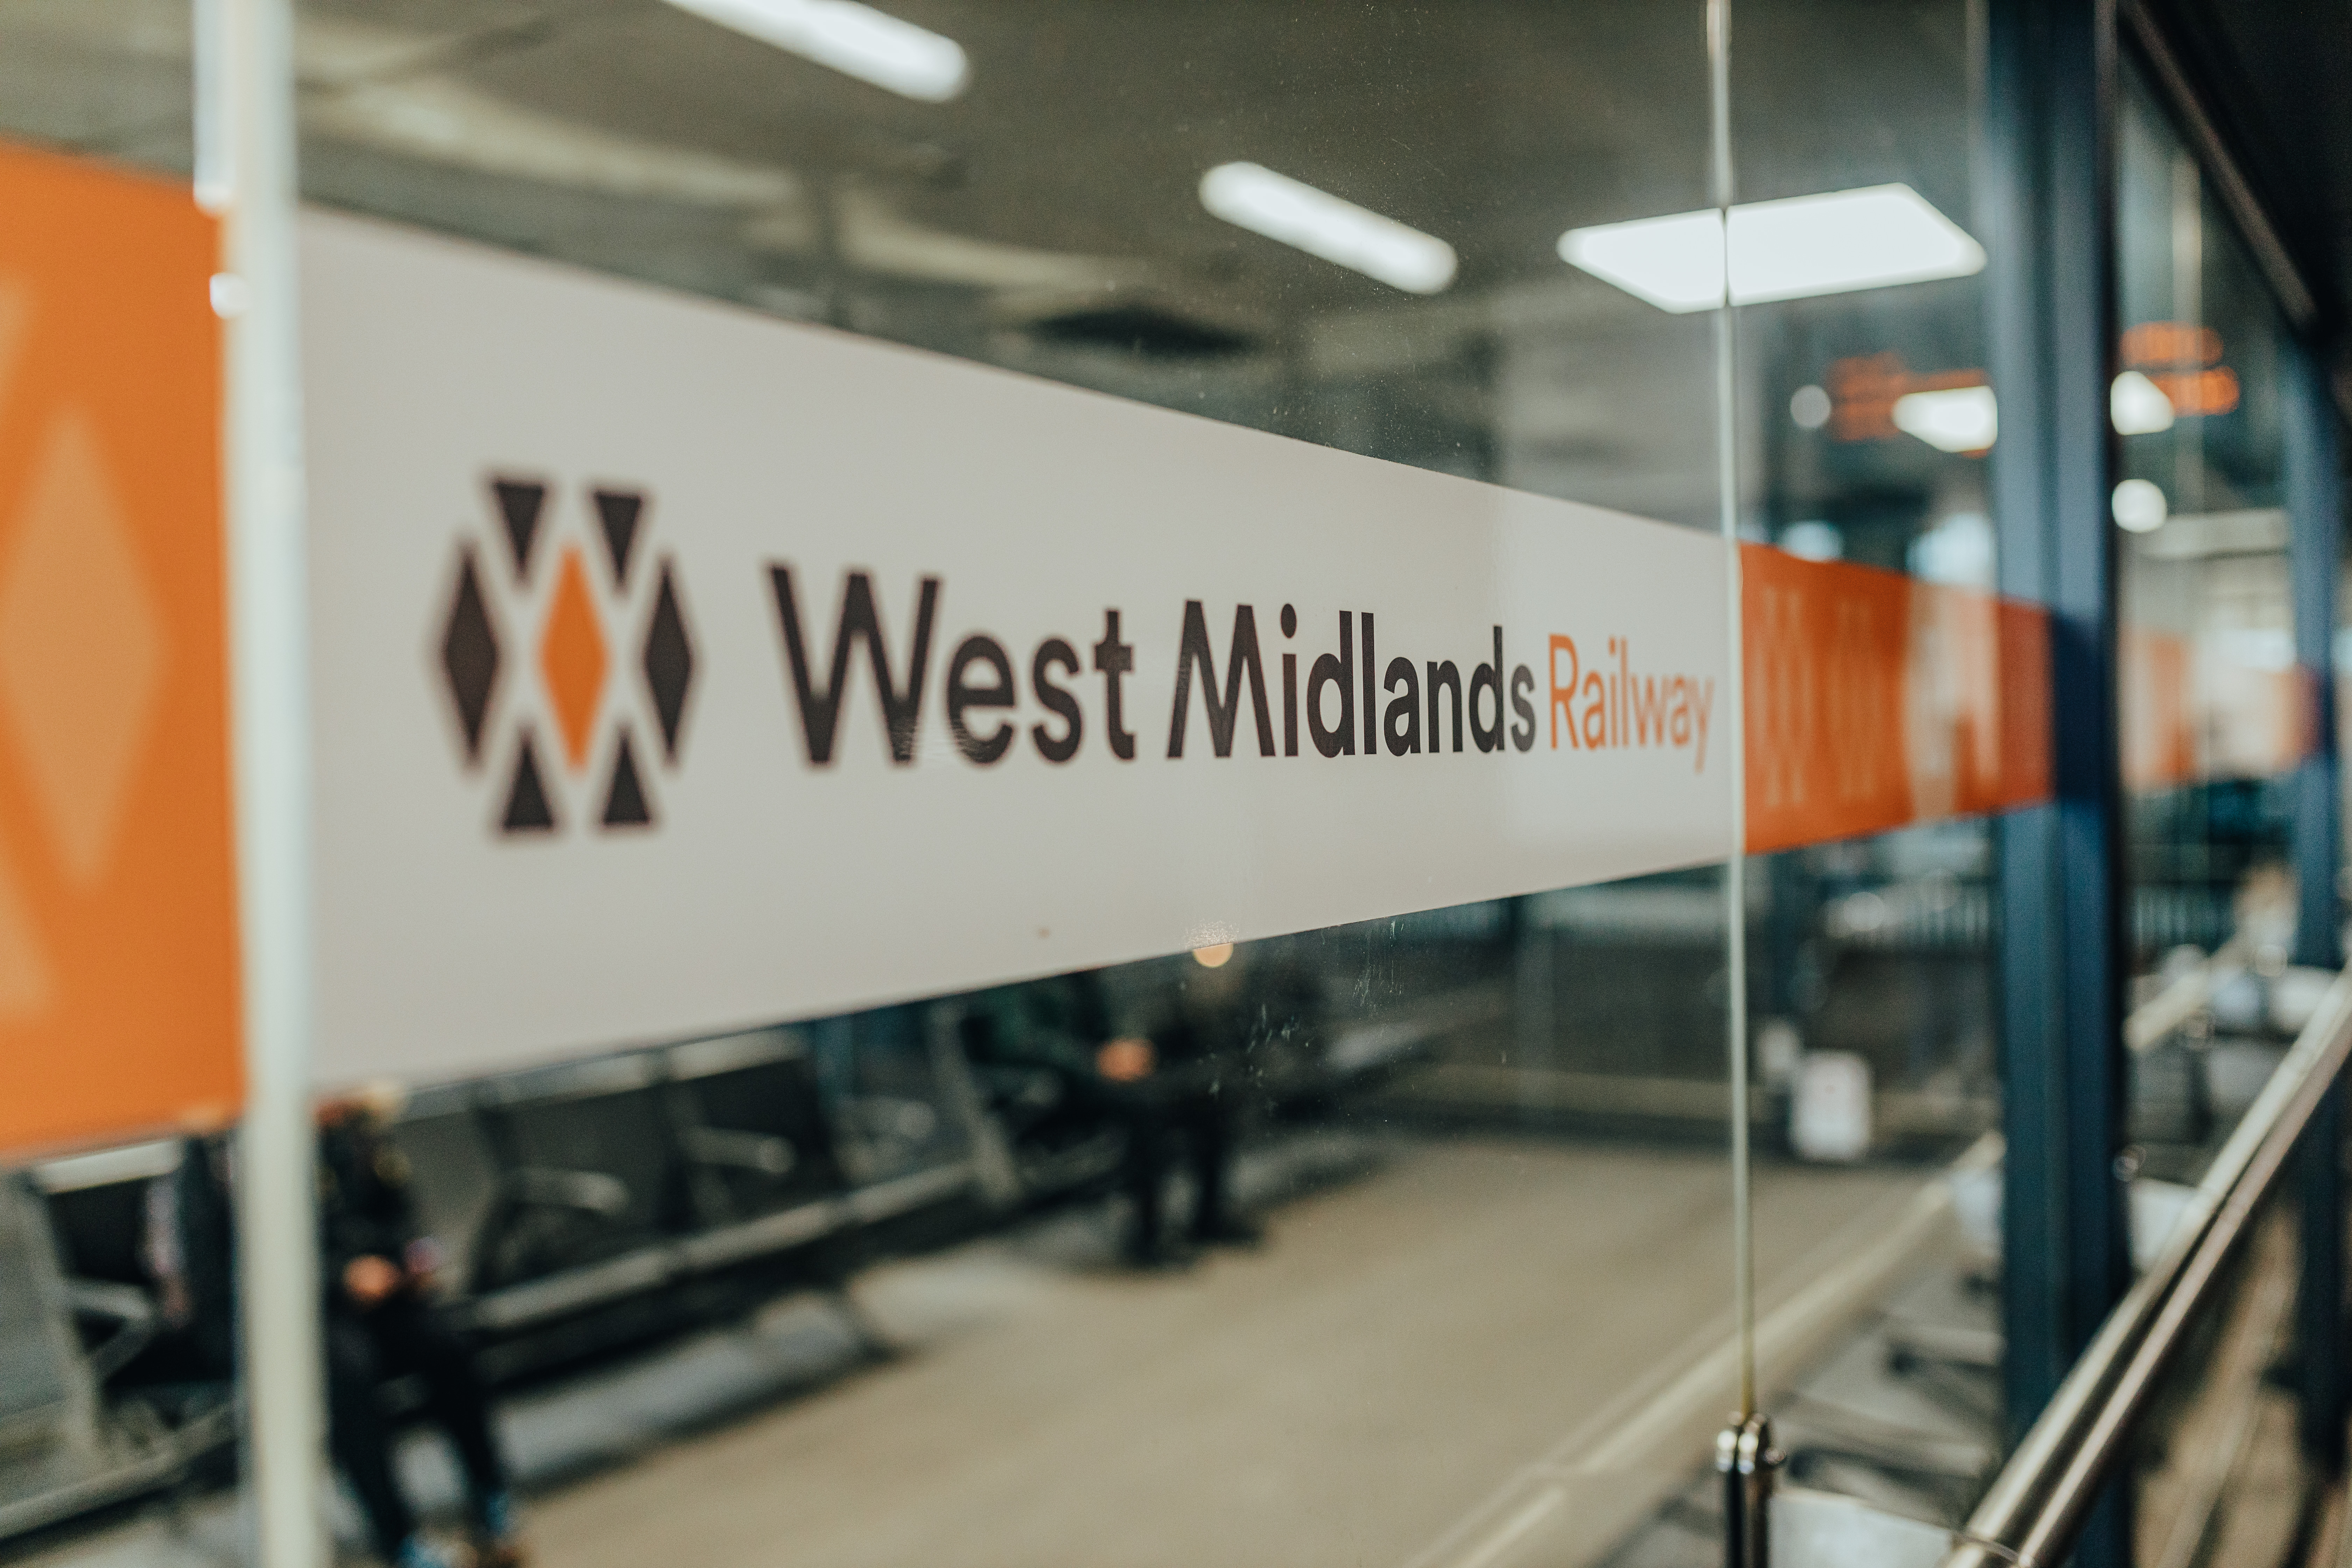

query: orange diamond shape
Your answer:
[538,544,607,773]
[0,410,166,888]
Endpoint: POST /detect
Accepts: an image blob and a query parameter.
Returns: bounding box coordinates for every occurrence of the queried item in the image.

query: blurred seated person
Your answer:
[317,1088,526,1568]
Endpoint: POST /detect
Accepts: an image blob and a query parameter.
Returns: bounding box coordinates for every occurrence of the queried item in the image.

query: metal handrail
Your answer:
[1937,969,2352,1568]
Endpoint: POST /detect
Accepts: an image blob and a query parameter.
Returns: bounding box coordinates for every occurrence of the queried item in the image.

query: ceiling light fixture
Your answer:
[1558,184,1985,313]
[664,0,969,102]
[1892,385,1997,453]
[1200,162,1457,295]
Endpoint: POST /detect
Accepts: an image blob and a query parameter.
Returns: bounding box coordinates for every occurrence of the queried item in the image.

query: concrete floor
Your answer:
[524,1136,1913,1568]
[13,1133,1928,1568]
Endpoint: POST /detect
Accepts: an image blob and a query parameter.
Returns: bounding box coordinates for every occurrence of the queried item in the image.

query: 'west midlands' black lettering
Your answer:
[1384,657,1421,755]
[1427,660,1463,753]
[769,566,938,765]
[1030,637,1084,764]
[946,634,1016,765]
[1472,626,1505,754]
[1307,611,1357,758]
[1167,601,1275,758]
[1093,610,1136,762]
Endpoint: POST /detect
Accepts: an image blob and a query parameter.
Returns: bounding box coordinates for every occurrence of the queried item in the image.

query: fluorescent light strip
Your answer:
[1559,185,1985,313]
[665,0,968,102]
[1200,162,1457,295]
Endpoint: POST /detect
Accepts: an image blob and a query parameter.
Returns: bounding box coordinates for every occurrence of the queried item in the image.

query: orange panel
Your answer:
[1742,544,2051,854]
[1743,547,1912,854]
[2118,624,2309,792]
[2120,628,2192,791]
[0,141,239,1158]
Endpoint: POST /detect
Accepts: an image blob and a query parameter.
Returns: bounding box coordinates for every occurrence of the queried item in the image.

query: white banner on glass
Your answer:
[303,212,1732,1086]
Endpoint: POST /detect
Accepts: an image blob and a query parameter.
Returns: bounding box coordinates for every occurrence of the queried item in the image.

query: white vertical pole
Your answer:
[209,0,321,1564]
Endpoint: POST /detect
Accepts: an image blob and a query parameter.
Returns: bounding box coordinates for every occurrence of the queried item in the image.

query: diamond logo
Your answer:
[502,728,558,833]
[493,478,547,582]
[602,728,652,828]
[594,488,643,588]
[0,410,166,888]
[643,559,695,762]
[539,544,608,773]
[436,477,694,837]
[439,545,500,764]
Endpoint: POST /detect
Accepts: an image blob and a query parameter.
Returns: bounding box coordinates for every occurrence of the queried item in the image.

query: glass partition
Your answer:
[0,10,245,1563]
[1694,0,2006,1544]
[281,6,1766,1568]
[2128,1190,2310,1568]
[2115,59,2303,1195]
[12,5,2329,1568]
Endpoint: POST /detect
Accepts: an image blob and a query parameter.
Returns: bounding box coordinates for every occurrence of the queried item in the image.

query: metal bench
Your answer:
[0,1165,236,1542]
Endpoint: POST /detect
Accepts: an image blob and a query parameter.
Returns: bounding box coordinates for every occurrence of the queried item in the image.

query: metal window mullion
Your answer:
[2287,336,2347,1466]
[1983,8,2132,1563]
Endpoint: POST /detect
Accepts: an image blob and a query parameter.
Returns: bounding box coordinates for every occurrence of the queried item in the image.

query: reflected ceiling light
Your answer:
[2113,478,2169,533]
[2110,370,2177,435]
[1199,163,1457,294]
[664,0,969,102]
[1892,385,1997,453]
[1909,511,1995,588]
[1558,184,1986,313]
[1788,384,1833,430]
[1779,520,1843,561]
[2215,627,2295,674]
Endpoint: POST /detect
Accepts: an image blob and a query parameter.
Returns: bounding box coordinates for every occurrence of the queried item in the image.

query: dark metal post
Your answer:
[1716,1415,1779,1568]
[1983,1,2132,1560]
[2288,337,2346,1467]
[1983,0,2067,1434]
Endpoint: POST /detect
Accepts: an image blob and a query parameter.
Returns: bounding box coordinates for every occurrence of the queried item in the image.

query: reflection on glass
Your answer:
[2129,1190,2309,1567]
[0,10,240,1563]
[0,2,2171,1566]
[1715,0,2013,1545]
[2103,90,2329,1564]
[2115,59,2306,1203]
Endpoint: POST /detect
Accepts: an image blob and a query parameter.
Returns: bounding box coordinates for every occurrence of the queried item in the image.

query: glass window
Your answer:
[0,2,2198,1565]
[278,7,1784,1567]
[2115,58,2302,1188]
[0,14,246,1567]
[1700,0,2007,1544]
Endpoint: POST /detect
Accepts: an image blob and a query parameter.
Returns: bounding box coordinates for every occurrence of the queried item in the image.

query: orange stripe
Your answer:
[1741,543,2050,854]
[0,141,240,1158]
[2120,625,2309,790]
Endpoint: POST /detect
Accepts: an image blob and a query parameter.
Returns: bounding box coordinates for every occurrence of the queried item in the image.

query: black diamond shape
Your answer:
[491,477,548,583]
[593,488,644,589]
[439,545,500,764]
[642,560,695,763]
[601,728,654,829]
[501,730,558,833]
